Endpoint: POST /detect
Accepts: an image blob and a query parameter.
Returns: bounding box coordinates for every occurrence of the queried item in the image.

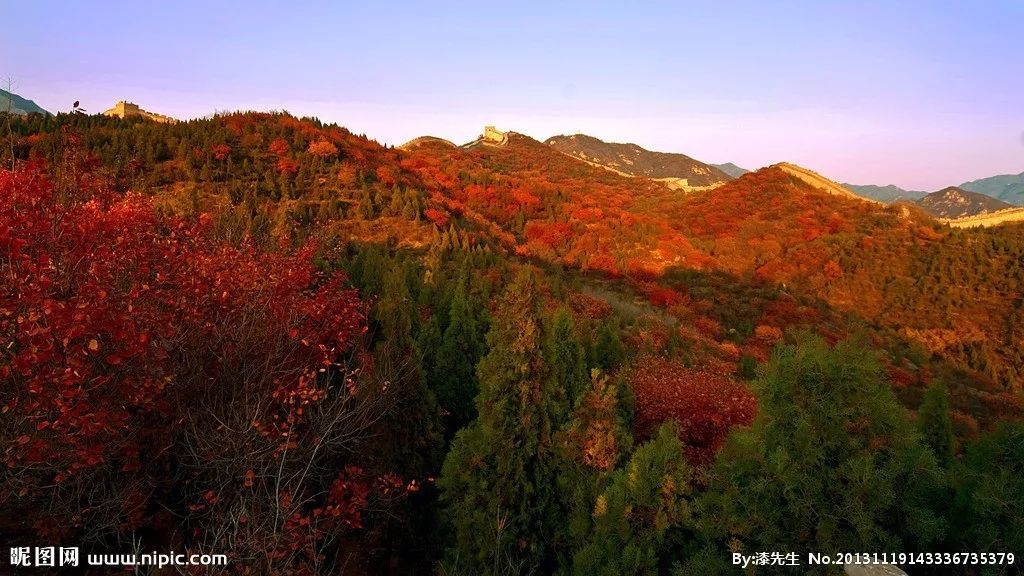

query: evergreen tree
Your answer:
[357,186,375,219]
[545,308,588,412]
[571,423,693,576]
[439,268,566,575]
[700,334,947,557]
[432,276,483,436]
[951,422,1024,557]
[593,318,625,371]
[917,381,956,466]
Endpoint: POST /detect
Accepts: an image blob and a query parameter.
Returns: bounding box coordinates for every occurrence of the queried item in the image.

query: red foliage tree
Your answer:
[276,157,299,175]
[269,137,291,156]
[307,139,339,159]
[211,143,232,161]
[0,163,402,571]
[423,207,450,227]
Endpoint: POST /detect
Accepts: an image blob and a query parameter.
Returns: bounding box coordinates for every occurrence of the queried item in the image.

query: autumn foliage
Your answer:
[629,357,756,463]
[0,162,410,570]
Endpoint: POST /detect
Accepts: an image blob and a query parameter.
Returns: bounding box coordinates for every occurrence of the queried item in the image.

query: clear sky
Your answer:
[3,1,1022,190]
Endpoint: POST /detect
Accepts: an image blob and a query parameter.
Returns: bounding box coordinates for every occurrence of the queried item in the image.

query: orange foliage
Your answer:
[269,138,290,156]
[308,140,340,158]
[276,157,299,175]
[211,143,232,161]
[423,208,450,227]
[823,259,844,281]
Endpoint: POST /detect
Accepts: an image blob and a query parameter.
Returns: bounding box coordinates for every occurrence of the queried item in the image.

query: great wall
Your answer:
[102,101,179,124]
[943,206,1024,228]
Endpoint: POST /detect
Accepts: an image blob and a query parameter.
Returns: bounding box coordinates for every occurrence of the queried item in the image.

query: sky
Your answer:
[3,0,1023,190]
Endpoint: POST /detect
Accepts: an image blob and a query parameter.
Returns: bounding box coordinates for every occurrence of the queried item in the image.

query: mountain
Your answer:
[959,171,1024,206]
[544,133,731,188]
[712,162,749,178]
[843,183,926,203]
[915,186,1015,218]
[0,88,51,116]
[771,162,877,203]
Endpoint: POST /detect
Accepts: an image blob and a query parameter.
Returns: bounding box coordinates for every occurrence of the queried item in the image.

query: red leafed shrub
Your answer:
[211,143,232,161]
[693,316,722,339]
[638,282,683,308]
[375,165,397,187]
[424,207,450,227]
[718,341,741,360]
[823,259,844,281]
[0,164,400,569]
[276,157,299,174]
[524,220,572,249]
[510,187,541,209]
[629,357,756,464]
[754,324,783,344]
[307,139,339,158]
[269,137,291,156]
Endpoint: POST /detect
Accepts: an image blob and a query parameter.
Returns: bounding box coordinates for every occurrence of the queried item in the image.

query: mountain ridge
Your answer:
[712,162,749,178]
[915,186,1015,219]
[843,183,927,203]
[959,171,1024,206]
[1,88,51,116]
[544,133,731,188]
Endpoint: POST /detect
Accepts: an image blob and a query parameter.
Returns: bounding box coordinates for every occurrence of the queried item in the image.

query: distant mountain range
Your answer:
[711,163,749,178]
[843,183,927,203]
[1,88,51,116]
[914,186,1015,219]
[847,172,1024,207]
[545,134,731,188]
[960,172,1024,206]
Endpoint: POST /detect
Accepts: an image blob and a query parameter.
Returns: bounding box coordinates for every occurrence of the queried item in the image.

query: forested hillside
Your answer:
[2,111,1022,575]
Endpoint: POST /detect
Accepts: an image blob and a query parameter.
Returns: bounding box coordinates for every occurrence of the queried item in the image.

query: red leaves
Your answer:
[307,140,339,158]
[1,163,367,532]
[276,157,299,175]
[629,357,756,464]
[269,137,290,156]
[210,143,232,161]
[423,208,450,227]
[510,187,541,209]
[823,259,844,281]
[638,282,683,308]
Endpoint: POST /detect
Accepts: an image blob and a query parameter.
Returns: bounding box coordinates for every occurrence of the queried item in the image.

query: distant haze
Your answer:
[4,0,1022,190]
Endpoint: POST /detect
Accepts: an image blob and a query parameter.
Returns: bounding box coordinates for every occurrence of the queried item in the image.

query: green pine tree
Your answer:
[917,381,956,466]
[439,268,567,575]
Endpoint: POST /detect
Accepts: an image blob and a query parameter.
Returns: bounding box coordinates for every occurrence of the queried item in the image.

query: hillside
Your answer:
[844,183,927,203]
[544,133,731,188]
[916,186,1015,218]
[960,171,1024,205]
[0,88,51,116]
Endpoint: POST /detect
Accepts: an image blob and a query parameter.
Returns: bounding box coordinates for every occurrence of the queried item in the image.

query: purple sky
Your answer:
[4,1,1023,190]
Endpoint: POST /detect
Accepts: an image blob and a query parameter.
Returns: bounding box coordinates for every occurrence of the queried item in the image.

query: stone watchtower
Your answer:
[103,101,142,118]
[482,125,508,145]
[102,100,178,123]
